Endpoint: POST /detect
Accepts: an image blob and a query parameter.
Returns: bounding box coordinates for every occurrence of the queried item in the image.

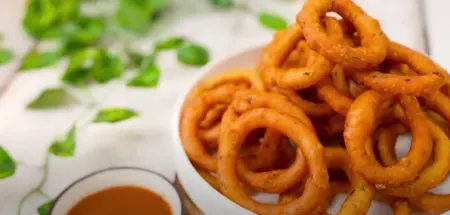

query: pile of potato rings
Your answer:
[179,0,450,214]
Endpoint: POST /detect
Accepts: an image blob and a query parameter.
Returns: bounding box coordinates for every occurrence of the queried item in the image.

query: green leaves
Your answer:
[127,62,160,88]
[62,48,124,86]
[258,12,288,30]
[210,0,234,8]
[0,146,16,179]
[91,54,125,83]
[177,43,209,66]
[37,200,53,215]
[27,87,71,109]
[0,49,13,65]
[93,108,139,123]
[20,50,61,71]
[49,124,76,157]
[61,16,106,55]
[23,0,80,39]
[115,0,169,34]
[155,37,186,51]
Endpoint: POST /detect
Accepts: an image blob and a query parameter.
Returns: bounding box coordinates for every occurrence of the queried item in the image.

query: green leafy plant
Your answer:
[115,0,169,34]
[127,61,160,88]
[27,87,72,109]
[0,49,13,65]
[20,50,61,71]
[0,146,16,179]
[62,48,124,86]
[154,37,186,51]
[23,0,80,39]
[49,124,76,157]
[93,107,139,123]
[37,200,53,215]
[258,12,288,30]
[61,16,106,54]
[210,0,234,8]
[177,43,210,66]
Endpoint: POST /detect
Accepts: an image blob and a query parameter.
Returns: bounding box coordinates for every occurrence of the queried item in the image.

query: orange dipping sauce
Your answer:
[67,185,173,215]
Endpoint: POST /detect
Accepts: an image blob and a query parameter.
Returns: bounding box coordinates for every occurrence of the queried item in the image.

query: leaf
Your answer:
[210,0,234,8]
[93,108,139,123]
[23,0,80,39]
[127,62,160,88]
[154,37,186,51]
[49,124,76,157]
[27,87,69,109]
[0,146,16,179]
[62,48,101,86]
[115,0,169,34]
[62,48,124,85]
[0,49,13,65]
[37,200,53,215]
[177,43,209,66]
[127,52,144,69]
[61,16,105,55]
[148,0,169,11]
[90,54,125,83]
[258,12,288,30]
[20,51,61,71]
[115,0,153,34]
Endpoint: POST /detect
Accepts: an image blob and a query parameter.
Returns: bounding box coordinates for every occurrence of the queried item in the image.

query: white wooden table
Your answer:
[0,0,449,214]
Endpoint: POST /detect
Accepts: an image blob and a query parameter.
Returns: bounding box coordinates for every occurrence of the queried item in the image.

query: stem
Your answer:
[17,152,50,215]
[0,42,38,98]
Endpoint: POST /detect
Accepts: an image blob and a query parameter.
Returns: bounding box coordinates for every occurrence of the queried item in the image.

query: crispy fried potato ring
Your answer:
[316,76,353,116]
[387,41,450,96]
[331,65,351,97]
[297,0,388,69]
[200,104,228,129]
[351,70,444,96]
[376,121,450,198]
[218,94,328,214]
[409,193,450,214]
[344,91,432,185]
[226,90,312,193]
[278,148,374,215]
[274,87,333,118]
[258,24,333,90]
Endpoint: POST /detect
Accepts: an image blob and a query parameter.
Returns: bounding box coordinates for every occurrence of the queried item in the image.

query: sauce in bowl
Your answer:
[67,185,172,215]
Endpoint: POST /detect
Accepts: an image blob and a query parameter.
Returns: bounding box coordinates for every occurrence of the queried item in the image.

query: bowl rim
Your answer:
[48,166,185,215]
[170,43,266,214]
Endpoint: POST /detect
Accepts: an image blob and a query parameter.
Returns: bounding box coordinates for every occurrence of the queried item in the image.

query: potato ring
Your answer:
[409,193,450,214]
[331,65,351,97]
[351,70,444,96]
[181,84,247,171]
[344,91,432,184]
[198,123,220,148]
[297,0,389,69]
[278,148,374,215]
[199,104,228,129]
[258,24,333,90]
[226,90,312,193]
[273,87,333,118]
[314,113,346,136]
[426,109,450,137]
[316,76,353,116]
[387,41,450,96]
[425,91,450,122]
[218,100,328,214]
[376,120,450,198]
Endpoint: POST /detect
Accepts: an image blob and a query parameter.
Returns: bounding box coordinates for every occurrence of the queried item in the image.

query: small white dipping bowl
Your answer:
[49,167,183,215]
[171,45,266,215]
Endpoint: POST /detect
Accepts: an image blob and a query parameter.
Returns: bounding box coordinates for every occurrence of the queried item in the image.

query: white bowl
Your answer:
[49,167,183,215]
[171,44,450,215]
[171,45,264,215]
